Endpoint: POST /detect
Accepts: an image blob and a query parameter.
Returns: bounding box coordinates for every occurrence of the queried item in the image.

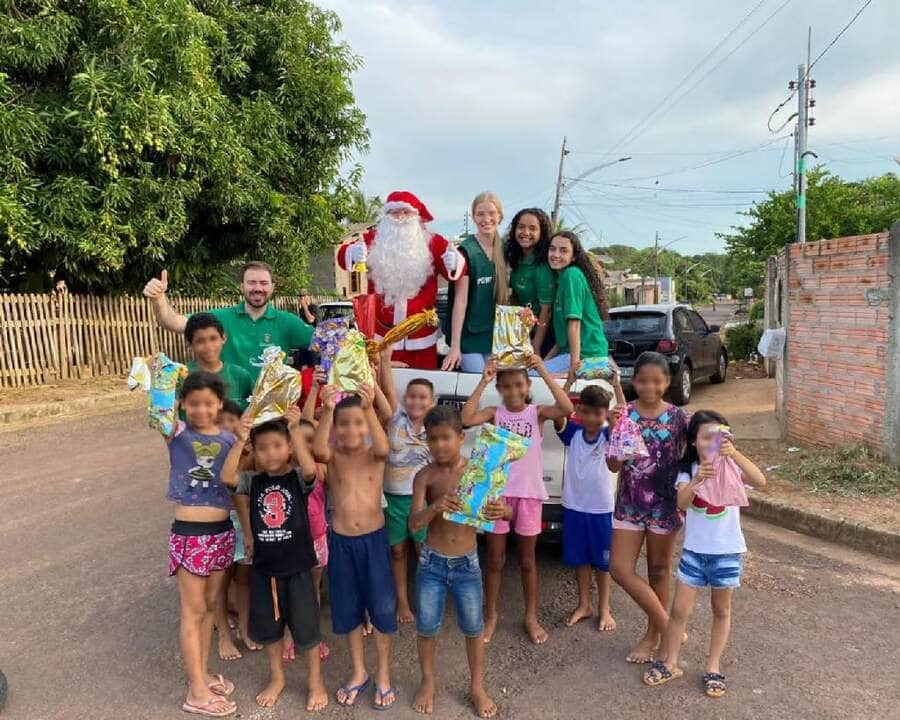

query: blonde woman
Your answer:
[442,192,510,373]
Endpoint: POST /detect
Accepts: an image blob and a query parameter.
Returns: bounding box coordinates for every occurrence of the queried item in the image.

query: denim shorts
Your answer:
[416,545,484,638]
[677,548,743,589]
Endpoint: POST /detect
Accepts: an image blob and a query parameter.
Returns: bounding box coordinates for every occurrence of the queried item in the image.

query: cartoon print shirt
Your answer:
[236,468,317,577]
[676,463,747,555]
[167,422,235,510]
[616,403,689,519]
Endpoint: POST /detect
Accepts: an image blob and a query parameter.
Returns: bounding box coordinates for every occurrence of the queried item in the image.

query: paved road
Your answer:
[1,409,897,720]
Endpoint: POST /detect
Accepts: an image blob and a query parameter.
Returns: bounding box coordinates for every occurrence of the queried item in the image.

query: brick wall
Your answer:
[773,232,892,449]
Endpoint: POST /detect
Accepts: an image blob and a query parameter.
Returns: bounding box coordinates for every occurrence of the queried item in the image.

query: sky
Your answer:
[319,0,900,255]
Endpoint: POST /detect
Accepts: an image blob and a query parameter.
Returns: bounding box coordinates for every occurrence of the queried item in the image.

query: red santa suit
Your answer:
[337,191,462,369]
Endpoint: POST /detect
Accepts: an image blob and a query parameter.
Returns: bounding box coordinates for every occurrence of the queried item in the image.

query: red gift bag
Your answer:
[353,294,377,340]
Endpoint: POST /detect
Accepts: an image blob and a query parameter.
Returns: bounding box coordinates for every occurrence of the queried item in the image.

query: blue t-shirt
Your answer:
[167,422,235,510]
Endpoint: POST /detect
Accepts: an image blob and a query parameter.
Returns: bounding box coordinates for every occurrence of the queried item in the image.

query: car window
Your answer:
[688,311,708,333]
[605,313,667,335]
[673,310,693,334]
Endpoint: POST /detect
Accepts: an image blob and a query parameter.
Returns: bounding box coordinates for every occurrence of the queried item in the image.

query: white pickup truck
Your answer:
[391,368,614,538]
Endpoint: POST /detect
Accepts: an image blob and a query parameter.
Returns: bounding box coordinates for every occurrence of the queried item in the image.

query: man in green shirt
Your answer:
[184,313,254,409]
[143,261,313,381]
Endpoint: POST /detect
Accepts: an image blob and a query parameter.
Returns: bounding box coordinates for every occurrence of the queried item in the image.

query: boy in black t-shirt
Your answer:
[222,407,327,712]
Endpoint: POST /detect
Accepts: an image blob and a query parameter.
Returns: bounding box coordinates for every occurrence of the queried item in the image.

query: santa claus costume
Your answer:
[338,191,463,369]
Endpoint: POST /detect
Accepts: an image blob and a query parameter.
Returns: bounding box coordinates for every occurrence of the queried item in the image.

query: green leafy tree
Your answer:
[0,0,368,294]
[344,190,382,224]
[720,169,900,294]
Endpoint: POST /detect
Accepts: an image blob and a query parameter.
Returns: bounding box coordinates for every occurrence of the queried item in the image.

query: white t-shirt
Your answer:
[676,463,747,554]
[558,419,614,514]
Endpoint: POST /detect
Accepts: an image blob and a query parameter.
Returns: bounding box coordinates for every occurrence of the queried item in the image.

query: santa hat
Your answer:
[382,190,434,223]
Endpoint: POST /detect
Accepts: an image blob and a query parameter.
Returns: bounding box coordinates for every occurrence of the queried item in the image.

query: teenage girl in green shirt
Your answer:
[505,207,557,356]
[442,192,511,373]
[543,230,610,375]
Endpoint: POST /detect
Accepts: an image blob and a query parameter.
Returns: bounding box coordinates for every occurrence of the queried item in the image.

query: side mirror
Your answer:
[708,324,720,333]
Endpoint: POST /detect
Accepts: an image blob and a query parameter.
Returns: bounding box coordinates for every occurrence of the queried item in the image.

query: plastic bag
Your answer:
[246,346,302,426]
[605,410,649,462]
[491,305,536,369]
[328,329,375,392]
[694,425,749,507]
[757,328,785,358]
[310,317,351,376]
[128,352,188,437]
[444,423,531,532]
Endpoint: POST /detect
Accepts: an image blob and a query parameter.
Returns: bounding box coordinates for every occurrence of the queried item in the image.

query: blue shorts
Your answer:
[328,527,398,635]
[677,549,743,589]
[416,545,484,638]
[562,509,612,571]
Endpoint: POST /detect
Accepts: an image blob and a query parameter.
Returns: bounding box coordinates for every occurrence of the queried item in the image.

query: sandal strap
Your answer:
[703,672,725,682]
[649,659,672,679]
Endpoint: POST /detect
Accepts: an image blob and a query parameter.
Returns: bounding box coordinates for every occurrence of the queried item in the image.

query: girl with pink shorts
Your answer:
[461,355,574,645]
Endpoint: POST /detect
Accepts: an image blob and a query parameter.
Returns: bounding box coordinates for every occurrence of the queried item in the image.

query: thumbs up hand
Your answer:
[143,270,169,300]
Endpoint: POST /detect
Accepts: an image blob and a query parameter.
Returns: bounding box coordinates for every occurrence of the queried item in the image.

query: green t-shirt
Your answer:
[456,236,496,355]
[553,266,608,358]
[510,254,557,317]
[207,303,313,382]
[186,361,254,410]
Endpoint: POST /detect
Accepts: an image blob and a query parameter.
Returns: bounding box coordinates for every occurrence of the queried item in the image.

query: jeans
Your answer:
[415,545,484,637]
[536,353,572,375]
[460,353,489,373]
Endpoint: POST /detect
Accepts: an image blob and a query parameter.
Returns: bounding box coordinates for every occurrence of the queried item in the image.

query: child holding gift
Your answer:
[160,371,238,718]
[606,352,689,665]
[461,354,573,645]
[312,384,398,710]
[223,407,328,712]
[378,347,436,624]
[555,373,626,633]
[408,406,508,718]
[643,410,766,698]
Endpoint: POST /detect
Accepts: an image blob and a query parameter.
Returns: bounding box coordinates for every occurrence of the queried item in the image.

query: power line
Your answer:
[565,181,771,194]
[808,0,874,72]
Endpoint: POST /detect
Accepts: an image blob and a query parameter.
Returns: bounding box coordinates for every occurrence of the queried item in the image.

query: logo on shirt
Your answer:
[498,417,533,440]
[477,276,493,285]
[258,485,295,541]
[263,333,272,344]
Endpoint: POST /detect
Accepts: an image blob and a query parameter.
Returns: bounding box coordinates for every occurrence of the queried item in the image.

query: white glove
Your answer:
[441,248,460,275]
[346,241,367,266]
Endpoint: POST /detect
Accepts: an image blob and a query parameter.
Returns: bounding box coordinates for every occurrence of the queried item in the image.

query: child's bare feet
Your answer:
[217,631,242,661]
[239,625,262,652]
[471,686,498,718]
[413,678,435,714]
[625,633,658,663]
[397,603,416,624]
[597,612,617,632]
[256,677,285,708]
[306,678,329,712]
[183,694,236,718]
[282,640,295,663]
[565,603,592,627]
[524,616,548,645]
[482,613,498,643]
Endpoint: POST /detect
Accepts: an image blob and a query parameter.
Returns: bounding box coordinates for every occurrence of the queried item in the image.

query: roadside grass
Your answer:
[787,444,900,498]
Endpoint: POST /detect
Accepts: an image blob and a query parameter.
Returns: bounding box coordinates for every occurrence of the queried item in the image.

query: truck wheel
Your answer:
[669,363,692,405]
[710,350,727,384]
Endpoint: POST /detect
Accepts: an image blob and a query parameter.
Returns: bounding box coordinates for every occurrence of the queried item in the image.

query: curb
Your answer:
[745,492,900,560]
[0,391,138,426]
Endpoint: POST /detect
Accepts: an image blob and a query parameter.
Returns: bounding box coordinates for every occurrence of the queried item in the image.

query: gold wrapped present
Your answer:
[366,308,439,356]
[329,329,375,392]
[246,346,302,426]
[491,305,537,369]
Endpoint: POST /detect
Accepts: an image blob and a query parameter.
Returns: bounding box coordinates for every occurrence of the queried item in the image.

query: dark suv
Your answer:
[605,304,727,405]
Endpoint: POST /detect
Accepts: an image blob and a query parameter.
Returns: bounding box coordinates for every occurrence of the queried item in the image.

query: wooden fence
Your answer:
[0,293,336,389]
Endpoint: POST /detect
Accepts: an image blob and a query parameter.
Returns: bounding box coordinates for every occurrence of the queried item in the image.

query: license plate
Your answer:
[619,366,633,378]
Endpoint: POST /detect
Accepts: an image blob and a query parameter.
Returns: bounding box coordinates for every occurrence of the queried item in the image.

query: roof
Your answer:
[610,303,691,314]
[340,222,376,241]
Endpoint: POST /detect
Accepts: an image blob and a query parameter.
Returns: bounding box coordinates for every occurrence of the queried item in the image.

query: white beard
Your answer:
[367,215,434,309]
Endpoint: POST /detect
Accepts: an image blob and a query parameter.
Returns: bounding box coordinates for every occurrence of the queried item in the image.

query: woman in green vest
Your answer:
[543,230,610,375]
[442,191,511,372]
[505,207,557,356]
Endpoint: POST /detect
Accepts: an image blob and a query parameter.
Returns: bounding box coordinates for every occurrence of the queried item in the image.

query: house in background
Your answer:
[606,270,664,306]
[307,222,373,297]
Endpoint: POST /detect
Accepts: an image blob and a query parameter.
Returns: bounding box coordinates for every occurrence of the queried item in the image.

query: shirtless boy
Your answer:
[312,384,398,710]
[408,405,508,718]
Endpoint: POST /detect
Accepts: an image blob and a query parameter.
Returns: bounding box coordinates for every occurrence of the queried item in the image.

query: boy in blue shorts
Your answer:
[408,406,508,718]
[555,377,624,632]
[312,384,398,710]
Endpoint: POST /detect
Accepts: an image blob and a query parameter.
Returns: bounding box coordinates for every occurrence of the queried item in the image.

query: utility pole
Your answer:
[653,231,660,304]
[551,136,568,229]
[462,210,469,235]
[796,62,808,244]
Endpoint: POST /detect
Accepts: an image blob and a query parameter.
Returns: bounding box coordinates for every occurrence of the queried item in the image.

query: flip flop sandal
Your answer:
[182,697,236,718]
[703,672,727,697]
[373,686,398,711]
[208,674,234,697]
[336,676,371,707]
[643,660,684,687]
